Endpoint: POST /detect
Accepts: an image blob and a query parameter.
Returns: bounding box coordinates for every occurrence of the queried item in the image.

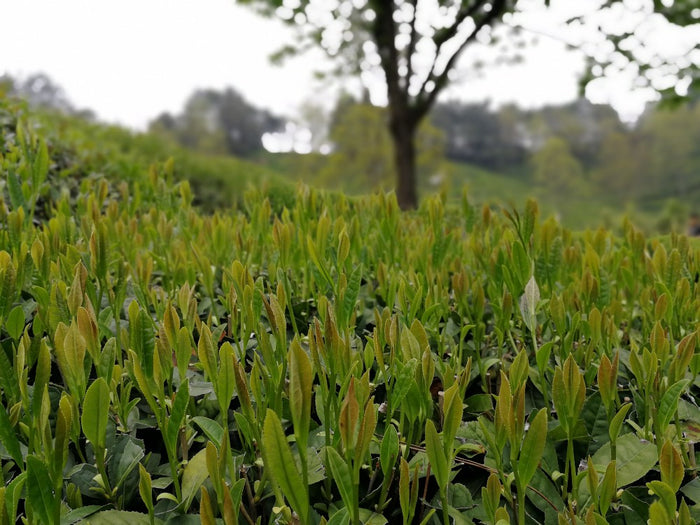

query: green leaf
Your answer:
[609,403,632,443]
[0,402,23,466]
[342,263,362,326]
[517,408,547,487]
[138,464,153,513]
[389,358,418,411]
[519,275,539,333]
[327,507,351,525]
[7,169,26,211]
[424,419,448,490]
[82,377,110,450]
[129,302,155,379]
[26,455,56,525]
[76,510,155,524]
[166,379,189,452]
[5,471,26,524]
[598,460,616,516]
[191,417,224,448]
[647,480,677,521]
[591,433,657,487]
[216,342,235,413]
[658,379,690,431]
[326,446,354,511]
[61,505,110,524]
[512,240,531,290]
[197,324,218,387]
[5,305,24,340]
[108,435,145,491]
[441,383,463,455]
[380,424,399,477]
[180,448,209,512]
[660,440,684,492]
[288,337,313,453]
[262,409,308,522]
[32,137,49,188]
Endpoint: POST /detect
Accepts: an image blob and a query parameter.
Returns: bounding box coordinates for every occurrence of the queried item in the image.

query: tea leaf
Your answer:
[659,440,683,492]
[425,419,448,489]
[519,275,539,333]
[200,486,216,525]
[0,401,23,466]
[658,379,690,431]
[138,464,153,514]
[262,409,308,522]
[380,425,399,477]
[399,457,411,520]
[517,408,547,486]
[390,358,418,411]
[197,324,218,386]
[81,377,110,450]
[288,337,313,453]
[5,305,24,341]
[591,433,657,487]
[442,383,463,455]
[110,436,145,490]
[339,379,359,453]
[217,342,235,413]
[598,460,616,516]
[609,403,632,443]
[647,480,677,521]
[26,455,56,525]
[356,397,377,464]
[181,448,209,512]
[679,499,692,525]
[326,446,354,512]
[166,380,189,453]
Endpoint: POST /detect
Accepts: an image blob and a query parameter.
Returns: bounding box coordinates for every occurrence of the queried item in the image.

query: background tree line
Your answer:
[5,71,700,222]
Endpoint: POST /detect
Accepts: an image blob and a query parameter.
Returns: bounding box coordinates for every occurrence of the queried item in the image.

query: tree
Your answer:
[531,137,586,197]
[521,100,625,168]
[149,87,282,157]
[320,101,446,193]
[590,131,642,199]
[635,102,700,200]
[239,0,699,209]
[431,101,526,169]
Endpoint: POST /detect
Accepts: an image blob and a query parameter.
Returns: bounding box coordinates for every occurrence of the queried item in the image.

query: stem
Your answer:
[532,331,549,411]
[352,462,360,525]
[515,474,526,525]
[95,446,113,499]
[441,487,450,525]
[567,438,576,499]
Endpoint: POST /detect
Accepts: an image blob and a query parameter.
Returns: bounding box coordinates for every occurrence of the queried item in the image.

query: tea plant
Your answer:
[0,95,700,524]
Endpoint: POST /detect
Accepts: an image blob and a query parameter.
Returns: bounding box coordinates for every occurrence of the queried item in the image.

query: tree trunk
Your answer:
[390,115,418,210]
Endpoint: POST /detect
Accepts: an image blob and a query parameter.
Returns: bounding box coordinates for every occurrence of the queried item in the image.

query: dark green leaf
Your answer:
[0,402,23,465]
[27,455,56,525]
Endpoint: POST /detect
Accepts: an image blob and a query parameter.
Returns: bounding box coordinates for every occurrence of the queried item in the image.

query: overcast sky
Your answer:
[1,0,694,130]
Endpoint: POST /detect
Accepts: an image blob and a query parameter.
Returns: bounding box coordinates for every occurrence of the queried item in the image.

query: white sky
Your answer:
[0,0,695,131]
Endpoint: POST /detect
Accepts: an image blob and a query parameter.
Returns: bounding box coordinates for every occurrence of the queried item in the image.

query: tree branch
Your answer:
[414,0,509,120]
[404,0,419,91]
[371,0,409,116]
[414,0,489,108]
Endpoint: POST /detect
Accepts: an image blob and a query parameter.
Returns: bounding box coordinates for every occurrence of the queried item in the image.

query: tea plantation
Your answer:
[1,95,699,525]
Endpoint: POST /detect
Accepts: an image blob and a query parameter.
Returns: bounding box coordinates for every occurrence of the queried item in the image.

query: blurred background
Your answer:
[2,0,699,232]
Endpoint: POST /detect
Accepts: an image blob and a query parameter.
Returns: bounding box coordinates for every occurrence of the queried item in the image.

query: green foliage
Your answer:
[2,97,700,524]
[319,102,446,193]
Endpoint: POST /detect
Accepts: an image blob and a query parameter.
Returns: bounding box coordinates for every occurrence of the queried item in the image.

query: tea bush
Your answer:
[0,95,699,524]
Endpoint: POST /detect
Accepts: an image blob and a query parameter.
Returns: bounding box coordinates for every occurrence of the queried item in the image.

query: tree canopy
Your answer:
[238,0,700,209]
[149,87,282,157]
